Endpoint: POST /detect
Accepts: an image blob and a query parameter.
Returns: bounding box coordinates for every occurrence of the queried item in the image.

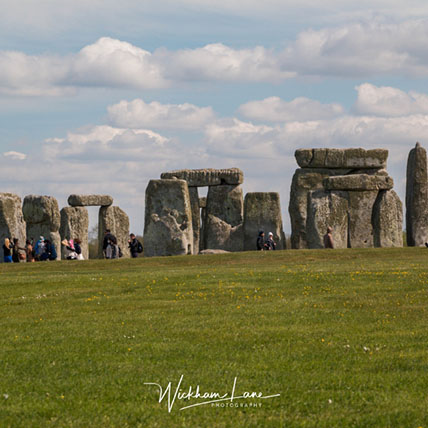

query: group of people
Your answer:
[256,231,277,251]
[2,236,57,263]
[61,238,83,260]
[102,230,143,259]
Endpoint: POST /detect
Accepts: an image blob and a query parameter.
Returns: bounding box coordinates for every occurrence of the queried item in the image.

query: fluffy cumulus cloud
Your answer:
[353,83,428,116]
[238,96,344,122]
[107,99,215,130]
[3,151,27,160]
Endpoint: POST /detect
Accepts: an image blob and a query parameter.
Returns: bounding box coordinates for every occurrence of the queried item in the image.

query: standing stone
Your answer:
[202,185,243,252]
[188,187,200,255]
[243,192,285,251]
[60,207,89,260]
[144,179,193,257]
[0,193,26,261]
[98,206,130,258]
[347,191,379,248]
[289,169,330,249]
[23,195,61,259]
[406,142,428,246]
[306,190,349,249]
[373,190,403,247]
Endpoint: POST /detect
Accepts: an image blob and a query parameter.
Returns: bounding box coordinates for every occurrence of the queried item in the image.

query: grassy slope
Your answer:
[1,248,428,427]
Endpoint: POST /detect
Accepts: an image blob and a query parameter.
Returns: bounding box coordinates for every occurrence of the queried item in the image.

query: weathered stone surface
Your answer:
[406,142,428,246]
[203,216,243,252]
[202,185,244,251]
[188,187,200,255]
[23,195,61,259]
[289,169,329,249]
[60,207,89,259]
[0,193,26,260]
[325,174,393,191]
[306,190,349,249]
[68,194,113,207]
[160,168,243,187]
[199,197,207,208]
[348,191,379,248]
[295,148,388,169]
[243,192,284,251]
[144,179,193,257]
[373,190,403,247]
[98,206,130,258]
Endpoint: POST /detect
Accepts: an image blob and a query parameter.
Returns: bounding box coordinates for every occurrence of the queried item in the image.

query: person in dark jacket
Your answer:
[103,229,118,259]
[257,231,266,251]
[128,233,142,258]
[265,232,276,250]
[41,239,57,261]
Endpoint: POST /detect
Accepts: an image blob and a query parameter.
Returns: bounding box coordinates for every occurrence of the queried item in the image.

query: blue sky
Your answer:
[2,1,428,233]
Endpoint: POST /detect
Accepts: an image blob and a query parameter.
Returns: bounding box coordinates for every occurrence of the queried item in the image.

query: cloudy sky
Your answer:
[2,1,428,233]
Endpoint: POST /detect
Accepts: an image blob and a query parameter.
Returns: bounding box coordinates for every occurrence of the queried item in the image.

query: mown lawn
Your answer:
[1,248,428,427]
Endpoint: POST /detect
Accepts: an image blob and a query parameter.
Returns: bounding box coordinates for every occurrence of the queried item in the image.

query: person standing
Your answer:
[26,240,35,262]
[266,232,276,250]
[128,233,142,258]
[3,238,13,263]
[103,229,118,259]
[257,231,266,251]
[324,226,335,249]
[12,238,26,262]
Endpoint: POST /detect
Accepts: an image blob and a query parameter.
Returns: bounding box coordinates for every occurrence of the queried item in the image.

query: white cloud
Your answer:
[3,151,27,160]
[238,96,344,122]
[107,98,215,130]
[353,83,428,116]
[155,43,295,83]
[283,19,428,77]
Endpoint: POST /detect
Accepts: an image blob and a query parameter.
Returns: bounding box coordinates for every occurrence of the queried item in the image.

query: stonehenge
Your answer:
[289,148,403,249]
[4,142,428,260]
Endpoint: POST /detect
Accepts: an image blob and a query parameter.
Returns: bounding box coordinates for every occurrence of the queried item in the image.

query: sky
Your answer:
[2,1,428,234]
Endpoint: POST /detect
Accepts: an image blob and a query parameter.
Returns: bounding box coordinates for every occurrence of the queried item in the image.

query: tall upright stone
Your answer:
[60,207,89,259]
[144,179,193,257]
[243,192,285,251]
[373,190,403,247]
[0,193,26,260]
[202,185,244,252]
[98,206,130,258]
[406,142,428,246]
[23,195,61,259]
[306,190,349,249]
[188,187,200,255]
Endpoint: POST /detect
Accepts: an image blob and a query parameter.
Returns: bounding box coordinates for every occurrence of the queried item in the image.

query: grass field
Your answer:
[1,248,428,427]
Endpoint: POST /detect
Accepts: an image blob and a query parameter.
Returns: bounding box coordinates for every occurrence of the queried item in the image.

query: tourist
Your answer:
[128,233,142,258]
[12,238,26,262]
[266,232,276,250]
[62,239,77,260]
[74,238,84,260]
[324,226,334,249]
[26,240,35,262]
[40,239,57,261]
[257,231,266,251]
[3,238,13,263]
[34,236,45,261]
[103,229,118,259]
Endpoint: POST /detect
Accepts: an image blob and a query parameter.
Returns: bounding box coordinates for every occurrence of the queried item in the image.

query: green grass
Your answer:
[1,248,428,427]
